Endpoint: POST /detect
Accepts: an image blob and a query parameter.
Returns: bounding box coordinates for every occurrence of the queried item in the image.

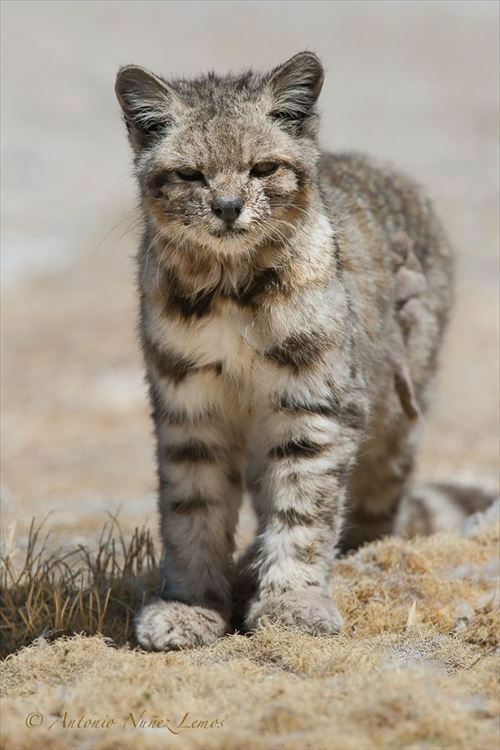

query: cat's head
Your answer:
[115,52,324,258]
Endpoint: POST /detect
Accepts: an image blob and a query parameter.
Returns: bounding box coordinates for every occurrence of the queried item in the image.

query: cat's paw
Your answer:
[245,589,343,635]
[135,599,227,651]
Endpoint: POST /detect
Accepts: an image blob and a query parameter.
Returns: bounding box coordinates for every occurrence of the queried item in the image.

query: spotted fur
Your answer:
[115,52,464,651]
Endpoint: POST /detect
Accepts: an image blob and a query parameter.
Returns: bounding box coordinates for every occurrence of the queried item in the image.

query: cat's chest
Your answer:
[154,297,262,378]
[198,302,258,376]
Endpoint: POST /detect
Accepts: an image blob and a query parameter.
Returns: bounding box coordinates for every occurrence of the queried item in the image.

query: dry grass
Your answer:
[1,515,499,750]
[0,517,160,658]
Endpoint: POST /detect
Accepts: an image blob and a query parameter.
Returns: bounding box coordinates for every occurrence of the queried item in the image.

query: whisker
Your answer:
[97,209,143,248]
[142,227,172,282]
[155,226,190,292]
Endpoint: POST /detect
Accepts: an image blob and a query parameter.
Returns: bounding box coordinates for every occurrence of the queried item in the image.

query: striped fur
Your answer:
[115,52,462,651]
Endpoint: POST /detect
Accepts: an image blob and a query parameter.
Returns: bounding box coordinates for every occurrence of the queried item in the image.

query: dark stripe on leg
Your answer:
[275,391,367,430]
[265,330,331,371]
[275,393,339,418]
[274,504,335,528]
[269,438,332,460]
[165,439,217,463]
[170,496,215,514]
[274,508,318,526]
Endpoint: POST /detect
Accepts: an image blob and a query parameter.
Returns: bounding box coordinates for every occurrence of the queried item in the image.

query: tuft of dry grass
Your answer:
[0,517,160,658]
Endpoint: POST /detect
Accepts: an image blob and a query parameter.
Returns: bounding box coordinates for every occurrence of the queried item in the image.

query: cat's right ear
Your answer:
[115,65,180,151]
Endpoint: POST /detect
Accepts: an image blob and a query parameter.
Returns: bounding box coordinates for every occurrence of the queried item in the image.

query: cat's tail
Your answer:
[394,473,499,538]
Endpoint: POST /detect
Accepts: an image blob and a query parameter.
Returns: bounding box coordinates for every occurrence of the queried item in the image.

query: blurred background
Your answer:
[1,0,498,551]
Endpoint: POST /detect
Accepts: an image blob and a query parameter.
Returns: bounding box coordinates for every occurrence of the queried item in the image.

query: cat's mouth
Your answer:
[208,226,249,239]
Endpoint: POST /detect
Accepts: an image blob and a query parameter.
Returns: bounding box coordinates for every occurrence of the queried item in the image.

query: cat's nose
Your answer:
[211,195,244,223]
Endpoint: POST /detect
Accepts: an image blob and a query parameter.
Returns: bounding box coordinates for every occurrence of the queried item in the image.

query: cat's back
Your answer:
[318,151,453,267]
[319,150,454,321]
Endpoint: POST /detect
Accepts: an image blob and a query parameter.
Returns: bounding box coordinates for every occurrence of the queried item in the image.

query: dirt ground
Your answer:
[1,2,499,748]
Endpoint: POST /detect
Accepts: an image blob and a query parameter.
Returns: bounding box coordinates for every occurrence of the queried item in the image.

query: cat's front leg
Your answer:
[136,378,243,651]
[244,390,364,635]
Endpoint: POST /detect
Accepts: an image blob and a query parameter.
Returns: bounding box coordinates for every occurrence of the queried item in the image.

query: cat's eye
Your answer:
[175,168,205,183]
[250,162,279,178]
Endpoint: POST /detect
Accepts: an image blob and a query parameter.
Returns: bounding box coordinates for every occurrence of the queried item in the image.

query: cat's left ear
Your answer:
[267,51,324,132]
[115,65,182,152]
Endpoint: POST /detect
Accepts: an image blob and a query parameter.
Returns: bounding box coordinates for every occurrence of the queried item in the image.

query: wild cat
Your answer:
[115,52,493,651]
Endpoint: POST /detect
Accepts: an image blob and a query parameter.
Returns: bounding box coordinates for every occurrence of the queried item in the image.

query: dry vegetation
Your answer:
[0,518,159,658]
[1,515,498,750]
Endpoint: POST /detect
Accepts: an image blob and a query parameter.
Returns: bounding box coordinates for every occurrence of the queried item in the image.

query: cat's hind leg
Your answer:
[344,419,498,548]
[341,418,419,551]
